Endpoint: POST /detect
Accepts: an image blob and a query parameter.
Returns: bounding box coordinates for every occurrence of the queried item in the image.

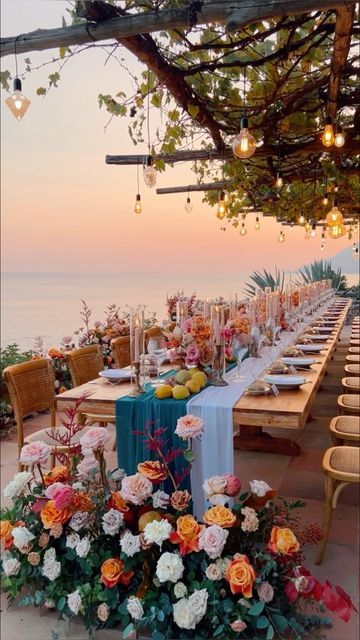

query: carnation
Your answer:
[156,552,184,584]
[173,598,196,630]
[97,603,109,622]
[121,473,153,505]
[143,519,172,548]
[174,582,188,599]
[198,525,229,559]
[188,589,208,624]
[102,509,124,536]
[215,557,231,577]
[175,414,204,440]
[205,563,222,581]
[67,590,82,615]
[241,507,259,533]
[19,441,50,466]
[3,557,21,577]
[126,597,144,621]
[257,581,274,603]
[12,526,35,551]
[3,471,32,499]
[152,490,170,509]
[76,537,91,558]
[79,427,111,454]
[66,532,80,549]
[249,479,272,497]
[120,531,141,558]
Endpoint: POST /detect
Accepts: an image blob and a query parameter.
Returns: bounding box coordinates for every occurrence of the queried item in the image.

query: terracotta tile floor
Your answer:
[1,325,359,639]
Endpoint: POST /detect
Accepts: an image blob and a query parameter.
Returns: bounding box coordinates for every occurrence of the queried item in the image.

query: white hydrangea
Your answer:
[75,537,91,558]
[188,589,208,624]
[143,519,172,548]
[152,490,170,509]
[215,557,231,577]
[126,597,144,621]
[12,526,35,550]
[156,552,184,584]
[67,590,82,615]
[120,531,141,558]
[102,508,124,536]
[3,472,32,499]
[66,532,80,549]
[173,598,196,630]
[42,547,61,582]
[174,582,188,599]
[3,557,21,577]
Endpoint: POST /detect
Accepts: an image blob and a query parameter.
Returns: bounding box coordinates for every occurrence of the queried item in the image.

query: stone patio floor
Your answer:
[1,325,359,639]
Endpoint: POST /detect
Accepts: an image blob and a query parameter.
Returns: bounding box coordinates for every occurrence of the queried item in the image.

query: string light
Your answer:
[217,190,227,219]
[290,222,294,231]
[298,212,305,225]
[322,192,329,206]
[321,115,335,147]
[134,164,142,214]
[143,71,157,188]
[232,68,256,159]
[275,170,283,189]
[278,229,285,243]
[334,125,345,148]
[310,223,317,238]
[255,215,261,230]
[240,214,247,235]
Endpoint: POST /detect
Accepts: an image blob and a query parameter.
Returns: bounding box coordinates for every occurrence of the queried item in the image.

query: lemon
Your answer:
[172,385,190,400]
[154,384,173,399]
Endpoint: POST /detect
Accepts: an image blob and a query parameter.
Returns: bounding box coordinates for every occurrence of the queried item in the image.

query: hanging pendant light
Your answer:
[321,115,335,147]
[310,223,317,238]
[255,215,260,231]
[5,77,31,121]
[134,164,142,214]
[334,125,345,148]
[217,190,227,219]
[239,214,247,235]
[184,188,193,213]
[353,247,359,259]
[232,68,256,159]
[278,229,285,243]
[290,221,294,231]
[143,154,157,188]
[348,225,353,240]
[325,199,343,227]
[275,131,283,189]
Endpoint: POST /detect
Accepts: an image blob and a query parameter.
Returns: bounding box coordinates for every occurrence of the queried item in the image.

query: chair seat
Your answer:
[349,347,360,354]
[350,340,360,346]
[25,425,91,446]
[324,446,360,480]
[346,355,360,363]
[330,416,360,436]
[342,377,360,391]
[345,364,360,375]
[337,394,360,412]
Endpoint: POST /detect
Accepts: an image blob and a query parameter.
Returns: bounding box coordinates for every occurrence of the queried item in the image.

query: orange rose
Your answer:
[48,348,63,359]
[170,490,191,512]
[268,526,300,555]
[226,554,256,597]
[137,461,168,483]
[107,491,129,513]
[44,465,69,486]
[100,558,134,588]
[170,514,203,554]
[203,506,236,528]
[70,491,94,513]
[0,520,14,549]
[40,500,72,529]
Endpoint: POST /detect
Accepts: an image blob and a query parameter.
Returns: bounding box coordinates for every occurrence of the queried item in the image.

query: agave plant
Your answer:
[243,267,285,297]
[296,259,347,292]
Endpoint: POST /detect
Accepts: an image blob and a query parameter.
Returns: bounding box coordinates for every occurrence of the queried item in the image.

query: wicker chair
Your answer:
[65,344,104,387]
[329,416,360,446]
[3,359,90,470]
[350,339,360,346]
[110,336,131,368]
[342,377,360,394]
[349,346,360,355]
[346,354,360,364]
[337,394,360,415]
[315,446,360,565]
[345,364,360,375]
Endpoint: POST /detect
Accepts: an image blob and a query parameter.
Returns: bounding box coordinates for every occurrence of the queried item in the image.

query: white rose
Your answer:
[3,557,21,577]
[152,490,170,509]
[120,531,141,558]
[203,476,227,498]
[156,552,184,584]
[42,560,61,581]
[208,493,229,506]
[215,557,231,577]
[143,519,172,548]
[174,582,188,599]
[66,532,80,549]
[67,590,82,615]
[69,511,89,531]
[76,537,91,558]
[249,479,272,497]
[126,597,144,621]
[12,526,35,550]
[173,598,196,630]
[188,589,208,624]
[205,564,222,581]
[198,525,228,560]
[3,472,32,499]
[102,509,124,536]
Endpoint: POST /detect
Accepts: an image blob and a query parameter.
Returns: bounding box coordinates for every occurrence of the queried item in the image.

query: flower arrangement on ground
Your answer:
[1,400,356,640]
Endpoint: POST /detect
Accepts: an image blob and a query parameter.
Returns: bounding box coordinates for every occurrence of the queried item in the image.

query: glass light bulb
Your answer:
[322,194,329,206]
[334,131,345,148]
[278,230,285,243]
[255,217,260,231]
[217,207,226,220]
[326,206,343,227]
[275,173,283,189]
[184,197,193,213]
[134,194,142,214]
[334,184,339,193]
[240,224,247,236]
[327,223,346,239]
[299,214,305,225]
[353,248,359,259]
[290,222,294,230]
[322,120,334,147]
[352,243,356,252]
[143,157,157,188]
[232,129,256,159]
[310,227,317,238]
[5,90,31,121]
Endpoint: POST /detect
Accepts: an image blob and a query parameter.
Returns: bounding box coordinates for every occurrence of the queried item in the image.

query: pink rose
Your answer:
[198,524,229,559]
[185,343,200,365]
[20,441,50,466]
[121,473,153,505]
[230,620,247,633]
[52,485,74,511]
[203,475,227,497]
[224,473,242,497]
[175,415,204,440]
[79,427,111,453]
[45,482,65,499]
[77,455,100,479]
[257,581,274,603]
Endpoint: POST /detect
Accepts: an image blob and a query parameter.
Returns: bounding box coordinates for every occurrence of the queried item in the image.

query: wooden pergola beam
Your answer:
[156,182,227,195]
[327,4,356,120]
[0,0,353,58]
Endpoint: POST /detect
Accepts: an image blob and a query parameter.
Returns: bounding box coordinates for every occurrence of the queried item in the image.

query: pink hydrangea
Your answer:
[121,473,153,505]
[52,485,74,511]
[224,473,242,497]
[175,415,204,440]
[45,482,66,500]
[79,427,111,454]
[20,441,50,466]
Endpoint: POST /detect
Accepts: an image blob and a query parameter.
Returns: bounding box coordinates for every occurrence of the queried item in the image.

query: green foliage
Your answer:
[244,267,285,297]
[296,259,347,291]
[0,343,33,377]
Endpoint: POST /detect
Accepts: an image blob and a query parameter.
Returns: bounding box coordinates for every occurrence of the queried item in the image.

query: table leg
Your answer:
[233,426,301,456]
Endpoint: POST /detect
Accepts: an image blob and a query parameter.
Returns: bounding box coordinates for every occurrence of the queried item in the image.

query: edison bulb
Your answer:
[326,206,343,227]
[184,197,193,213]
[334,128,345,148]
[143,156,157,188]
[322,193,329,206]
[255,216,260,231]
[240,223,247,236]
[327,223,346,239]
[275,171,283,189]
[232,117,256,159]
[299,213,305,225]
[134,194,142,214]
[290,222,294,230]
[321,116,334,147]
[5,78,31,121]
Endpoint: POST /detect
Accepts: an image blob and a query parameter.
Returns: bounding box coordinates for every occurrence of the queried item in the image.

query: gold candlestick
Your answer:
[129,361,145,397]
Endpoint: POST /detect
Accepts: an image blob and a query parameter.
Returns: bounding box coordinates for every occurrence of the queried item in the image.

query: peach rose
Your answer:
[20,441,49,466]
[170,514,204,555]
[137,461,168,483]
[40,500,72,529]
[100,558,134,589]
[80,426,111,453]
[70,491,94,513]
[230,620,247,632]
[107,491,129,513]
[44,465,69,486]
[121,473,153,505]
[226,555,256,597]
[170,490,191,512]
[203,506,236,528]
[175,415,204,440]
[268,526,300,555]
[0,520,14,549]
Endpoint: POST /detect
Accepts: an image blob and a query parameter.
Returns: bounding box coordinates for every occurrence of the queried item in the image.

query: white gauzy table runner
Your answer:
[186,303,335,519]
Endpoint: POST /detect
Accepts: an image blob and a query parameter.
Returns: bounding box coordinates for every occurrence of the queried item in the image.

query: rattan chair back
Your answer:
[110,336,131,368]
[66,345,103,387]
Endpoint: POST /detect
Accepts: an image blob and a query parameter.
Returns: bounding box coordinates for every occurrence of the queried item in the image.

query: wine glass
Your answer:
[231,334,246,382]
[147,336,167,387]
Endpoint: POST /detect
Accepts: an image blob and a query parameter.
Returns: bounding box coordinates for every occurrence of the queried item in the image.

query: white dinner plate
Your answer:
[313,326,336,333]
[263,374,310,389]
[303,334,332,341]
[99,369,131,383]
[280,357,317,368]
[294,343,328,352]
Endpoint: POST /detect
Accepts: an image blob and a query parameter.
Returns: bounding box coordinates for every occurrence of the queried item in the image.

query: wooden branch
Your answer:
[156,182,227,195]
[0,0,353,58]
[327,4,355,119]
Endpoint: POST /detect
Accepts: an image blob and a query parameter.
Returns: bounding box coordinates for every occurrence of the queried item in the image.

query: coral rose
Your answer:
[70,491,94,513]
[203,506,236,528]
[268,526,300,555]
[107,491,129,513]
[226,555,256,597]
[170,490,191,512]
[137,461,168,483]
[44,465,69,486]
[40,500,72,529]
[0,520,14,549]
[170,515,203,555]
[100,558,134,589]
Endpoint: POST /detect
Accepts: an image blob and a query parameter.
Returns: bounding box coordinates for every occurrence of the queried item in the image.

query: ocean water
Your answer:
[2,272,358,351]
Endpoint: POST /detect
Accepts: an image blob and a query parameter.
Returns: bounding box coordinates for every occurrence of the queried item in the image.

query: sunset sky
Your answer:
[1,1,356,277]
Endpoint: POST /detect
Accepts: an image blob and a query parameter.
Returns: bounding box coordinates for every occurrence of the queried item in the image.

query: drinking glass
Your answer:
[147,337,167,387]
[231,334,246,382]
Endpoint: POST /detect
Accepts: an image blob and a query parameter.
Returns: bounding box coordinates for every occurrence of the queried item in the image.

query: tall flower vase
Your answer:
[209,344,228,387]
[249,325,261,358]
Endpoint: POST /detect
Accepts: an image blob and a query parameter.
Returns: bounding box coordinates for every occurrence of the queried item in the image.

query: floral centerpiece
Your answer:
[1,399,356,640]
